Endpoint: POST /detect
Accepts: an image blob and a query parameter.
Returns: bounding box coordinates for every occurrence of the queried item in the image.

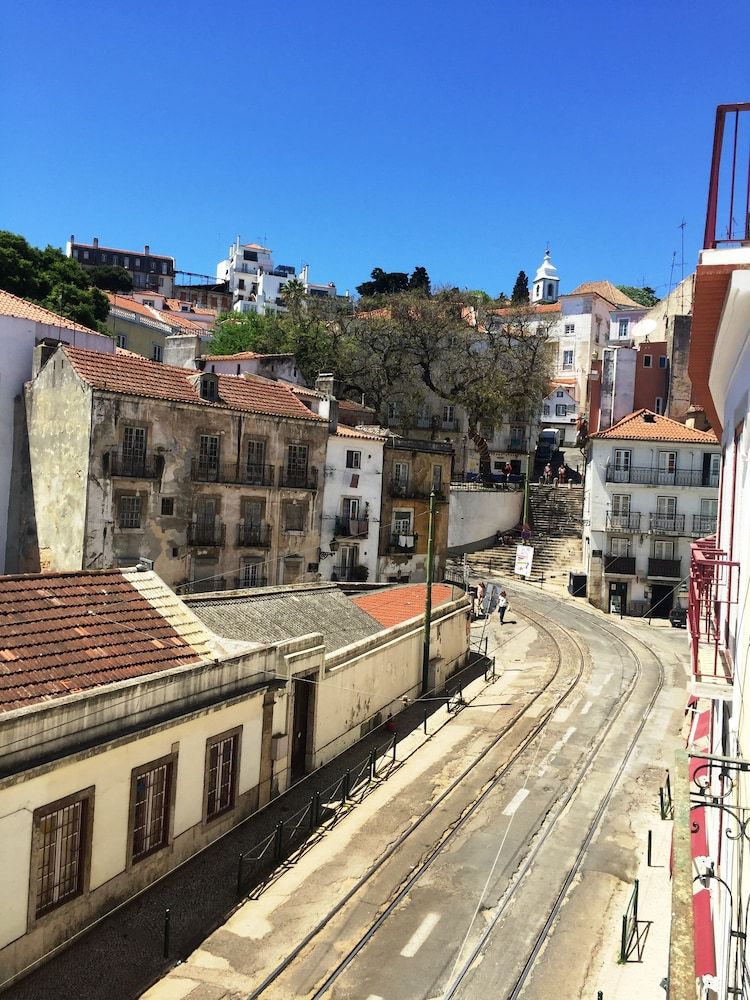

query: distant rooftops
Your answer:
[590,408,719,444]
[564,281,644,309]
[68,235,174,265]
[352,584,455,627]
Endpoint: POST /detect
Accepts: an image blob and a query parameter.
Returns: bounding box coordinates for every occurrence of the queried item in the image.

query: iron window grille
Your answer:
[35,798,88,917]
[206,733,239,820]
[131,761,173,862]
[118,495,142,529]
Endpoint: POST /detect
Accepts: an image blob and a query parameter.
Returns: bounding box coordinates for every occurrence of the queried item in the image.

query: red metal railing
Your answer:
[704,103,750,249]
[688,535,739,682]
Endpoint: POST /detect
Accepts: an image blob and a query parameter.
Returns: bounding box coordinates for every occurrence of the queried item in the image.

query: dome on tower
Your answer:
[534,249,558,283]
[531,249,560,304]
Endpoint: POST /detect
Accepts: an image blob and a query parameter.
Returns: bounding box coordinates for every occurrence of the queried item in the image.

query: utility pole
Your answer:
[421,490,437,696]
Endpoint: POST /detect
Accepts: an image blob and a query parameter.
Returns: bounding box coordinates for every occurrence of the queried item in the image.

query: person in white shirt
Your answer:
[497,589,509,624]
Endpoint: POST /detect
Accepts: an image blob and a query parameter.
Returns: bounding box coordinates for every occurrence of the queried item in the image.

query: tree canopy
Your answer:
[355,265,432,297]
[511,270,530,303]
[87,265,133,293]
[616,285,660,307]
[0,230,110,331]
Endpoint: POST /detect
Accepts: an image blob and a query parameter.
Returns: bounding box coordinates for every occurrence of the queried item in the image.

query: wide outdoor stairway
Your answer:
[449,483,585,586]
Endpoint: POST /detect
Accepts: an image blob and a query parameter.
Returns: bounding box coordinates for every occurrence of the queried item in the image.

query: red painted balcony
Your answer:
[688,535,739,683]
[704,103,750,249]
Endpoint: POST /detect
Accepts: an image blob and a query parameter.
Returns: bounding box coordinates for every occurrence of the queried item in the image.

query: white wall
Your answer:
[447,486,523,553]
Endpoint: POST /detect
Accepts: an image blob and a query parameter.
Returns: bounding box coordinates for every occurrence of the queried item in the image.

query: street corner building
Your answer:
[0,570,471,988]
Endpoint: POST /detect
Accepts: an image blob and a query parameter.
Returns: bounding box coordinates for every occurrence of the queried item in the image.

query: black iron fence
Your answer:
[619,879,640,961]
[236,734,398,897]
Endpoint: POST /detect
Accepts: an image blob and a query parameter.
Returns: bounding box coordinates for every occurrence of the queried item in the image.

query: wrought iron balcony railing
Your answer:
[386,532,418,554]
[105,449,161,479]
[649,513,686,533]
[236,522,271,548]
[332,564,369,582]
[334,516,369,538]
[278,467,318,490]
[187,520,226,546]
[191,460,275,486]
[606,467,719,487]
[692,514,717,536]
[235,574,268,589]
[505,439,528,454]
[604,555,636,575]
[388,480,447,501]
[647,557,681,579]
[605,512,641,532]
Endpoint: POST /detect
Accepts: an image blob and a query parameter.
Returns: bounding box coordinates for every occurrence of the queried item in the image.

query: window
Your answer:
[387,401,398,422]
[556,391,564,398]
[393,461,410,494]
[543,405,550,416]
[198,434,220,481]
[612,494,631,516]
[122,426,146,471]
[442,404,455,425]
[161,497,174,516]
[613,449,631,483]
[200,375,219,400]
[564,324,575,336]
[659,356,668,368]
[130,757,174,862]
[116,333,128,349]
[618,319,629,338]
[643,355,652,368]
[610,536,630,556]
[246,439,266,482]
[204,730,241,821]
[82,250,89,261]
[657,451,676,483]
[240,559,264,587]
[657,496,677,516]
[432,464,443,492]
[143,299,155,308]
[653,539,675,559]
[284,502,305,532]
[393,508,413,534]
[547,283,554,297]
[654,396,664,414]
[346,450,361,469]
[555,404,567,417]
[286,444,309,485]
[238,279,245,290]
[562,350,574,369]
[33,790,92,918]
[118,495,141,529]
[152,344,163,362]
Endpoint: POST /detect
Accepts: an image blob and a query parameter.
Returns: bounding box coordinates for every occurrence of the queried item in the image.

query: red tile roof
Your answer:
[491,301,561,317]
[564,281,643,309]
[62,345,325,421]
[107,293,208,333]
[352,584,454,628]
[0,289,106,337]
[590,409,719,444]
[335,425,387,441]
[0,571,203,712]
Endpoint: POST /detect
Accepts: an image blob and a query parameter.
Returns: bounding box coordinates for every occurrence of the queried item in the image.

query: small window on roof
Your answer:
[200,374,219,401]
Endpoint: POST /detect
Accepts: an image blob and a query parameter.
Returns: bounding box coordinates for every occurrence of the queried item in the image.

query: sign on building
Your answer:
[514,545,534,578]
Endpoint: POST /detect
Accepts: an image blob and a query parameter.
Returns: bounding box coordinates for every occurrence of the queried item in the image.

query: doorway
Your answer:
[609,580,628,615]
[649,584,674,618]
[291,676,314,783]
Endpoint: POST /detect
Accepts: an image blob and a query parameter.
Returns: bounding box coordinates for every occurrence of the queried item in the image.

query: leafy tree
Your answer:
[0,230,110,331]
[356,267,411,297]
[208,311,290,356]
[616,285,660,307]
[408,266,431,295]
[87,265,133,293]
[511,270,529,304]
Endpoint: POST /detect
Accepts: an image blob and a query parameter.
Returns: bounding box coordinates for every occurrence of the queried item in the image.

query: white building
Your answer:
[540,384,579,447]
[0,291,114,573]
[582,409,720,617]
[320,425,384,583]
[216,240,339,315]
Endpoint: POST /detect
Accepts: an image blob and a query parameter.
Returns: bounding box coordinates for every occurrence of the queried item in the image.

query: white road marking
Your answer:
[580,700,592,715]
[400,912,441,957]
[603,672,613,684]
[553,706,572,722]
[561,726,577,744]
[502,788,530,816]
[366,996,385,1000]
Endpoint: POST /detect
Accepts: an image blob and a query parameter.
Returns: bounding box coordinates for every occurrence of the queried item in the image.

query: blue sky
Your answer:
[2,1,748,299]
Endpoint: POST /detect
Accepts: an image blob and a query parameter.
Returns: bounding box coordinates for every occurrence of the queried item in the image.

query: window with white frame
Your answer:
[556,391,564,398]
[618,319,629,338]
[442,404,455,425]
[654,396,664,414]
[555,404,567,417]
[346,450,361,469]
[393,508,413,534]
[564,324,575,336]
[562,350,574,369]
[653,539,675,559]
[610,536,630,556]
[118,494,142,529]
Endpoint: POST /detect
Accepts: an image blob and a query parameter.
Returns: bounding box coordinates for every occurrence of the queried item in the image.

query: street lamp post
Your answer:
[421,489,437,696]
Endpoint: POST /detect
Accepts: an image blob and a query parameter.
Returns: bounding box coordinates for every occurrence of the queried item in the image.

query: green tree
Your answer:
[511,270,530,303]
[208,311,290,356]
[356,267,410,297]
[87,265,133,293]
[408,266,431,295]
[0,230,110,331]
[616,285,660,307]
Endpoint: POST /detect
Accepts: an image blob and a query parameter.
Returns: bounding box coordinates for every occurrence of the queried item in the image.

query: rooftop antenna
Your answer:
[668,250,677,298]
[678,218,687,313]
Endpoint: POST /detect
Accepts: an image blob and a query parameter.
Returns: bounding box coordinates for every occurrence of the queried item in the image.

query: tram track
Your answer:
[248,601,592,999]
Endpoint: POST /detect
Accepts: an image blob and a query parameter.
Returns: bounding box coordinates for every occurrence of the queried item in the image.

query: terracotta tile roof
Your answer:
[590,409,719,444]
[107,294,209,333]
[335,425,387,441]
[63,345,325,421]
[0,289,105,337]
[291,384,326,399]
[338,399,376,412]
[564,281,643,309]
[0,570,205,712]
[202,351,260,362]
[352,584,454,628]
[491,301,561,316]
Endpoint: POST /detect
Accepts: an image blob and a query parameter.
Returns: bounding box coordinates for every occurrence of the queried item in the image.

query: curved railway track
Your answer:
[248,598,617,1000]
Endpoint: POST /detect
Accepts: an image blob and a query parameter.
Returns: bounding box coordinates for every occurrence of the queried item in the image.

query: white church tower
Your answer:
[531,248,560,304]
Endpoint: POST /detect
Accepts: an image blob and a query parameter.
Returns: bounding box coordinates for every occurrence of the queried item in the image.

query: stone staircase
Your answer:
[448,483,585,586]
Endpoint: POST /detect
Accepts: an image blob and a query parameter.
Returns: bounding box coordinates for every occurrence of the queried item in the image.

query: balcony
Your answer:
[334,516,369,538]
[606,467,719,487]
[278,467,318,490]
[688,535,740,683]
[647,557,681,579]
[191,460,275,486]
[505,439,528,454]
[649,513,686,533]
[388,480,447,502]
[604,555,636,575]
[235,574,268,589]
[187,521,226,547]
[692,514,717,535]
[237,522,271,548]
[605,512,641,532]
[332,564,369,582]
[386,532,418,554]
[105,449,161,479]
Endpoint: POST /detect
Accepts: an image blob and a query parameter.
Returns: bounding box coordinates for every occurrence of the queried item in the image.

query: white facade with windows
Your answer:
[540,386,579,446]
[319,428,384,583]
[582,409,720,616]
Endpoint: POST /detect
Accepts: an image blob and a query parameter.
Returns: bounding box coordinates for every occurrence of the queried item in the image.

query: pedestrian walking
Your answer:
[558,463,566,485]
[476,580,486,616]
[543,463,552,484]
[521,523,531,544]
[497,589,509,624]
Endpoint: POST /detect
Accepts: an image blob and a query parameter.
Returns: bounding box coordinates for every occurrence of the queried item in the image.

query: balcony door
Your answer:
[613,449,631,483]
[246,440,265,484]
[653,539,674,560]
[286,444,308,486]
[393,462,409,496]
[196,498,217,538]
[611,494,631,528]
[123,426,147,475]
[198,435,220,482]
[657,451,676,485]
[655,496,677,531]
[610,536,630,557]
[698,497,718,535]
[338,544,359,580]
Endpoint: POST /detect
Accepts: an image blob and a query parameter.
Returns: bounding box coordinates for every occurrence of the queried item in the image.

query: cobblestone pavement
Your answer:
[7,641,489,1000]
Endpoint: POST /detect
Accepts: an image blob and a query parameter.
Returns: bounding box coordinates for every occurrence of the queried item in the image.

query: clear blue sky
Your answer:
[2,1,748,299]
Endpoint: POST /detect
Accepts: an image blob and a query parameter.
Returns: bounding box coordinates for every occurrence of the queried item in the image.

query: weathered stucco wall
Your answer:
[24,353,93,571]
[447,486,523,554]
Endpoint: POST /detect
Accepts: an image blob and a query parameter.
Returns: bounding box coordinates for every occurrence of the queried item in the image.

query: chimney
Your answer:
[643,412,656,423]
[93,237,99,249]
[144,244,150,256]
[315,372,337,398]
[70,234,75,244]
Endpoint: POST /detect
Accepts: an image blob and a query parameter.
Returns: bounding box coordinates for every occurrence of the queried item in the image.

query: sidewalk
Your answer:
[7,640,492,1000]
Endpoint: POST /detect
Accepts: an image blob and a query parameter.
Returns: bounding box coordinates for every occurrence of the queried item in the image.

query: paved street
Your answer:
[139,585,689,1000]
